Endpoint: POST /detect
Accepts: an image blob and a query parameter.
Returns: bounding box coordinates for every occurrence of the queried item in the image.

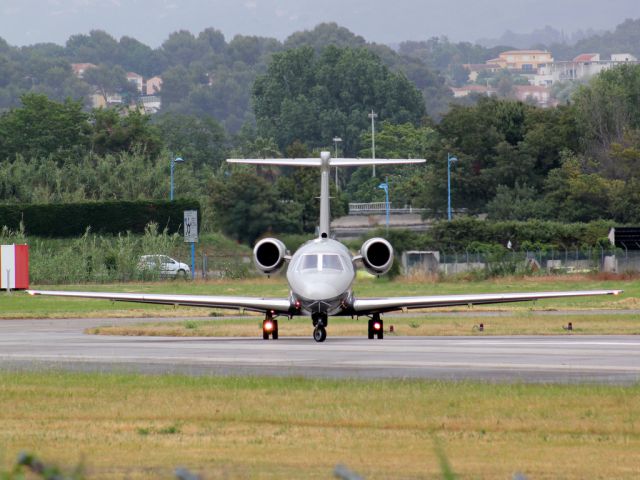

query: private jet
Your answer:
[28,152,622,342]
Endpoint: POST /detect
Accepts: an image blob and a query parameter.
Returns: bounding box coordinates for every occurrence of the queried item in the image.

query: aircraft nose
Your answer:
[298,281,342,301]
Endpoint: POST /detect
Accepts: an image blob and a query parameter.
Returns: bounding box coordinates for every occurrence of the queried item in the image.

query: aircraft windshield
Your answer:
[322,254,342,271]
[298,254,343,272]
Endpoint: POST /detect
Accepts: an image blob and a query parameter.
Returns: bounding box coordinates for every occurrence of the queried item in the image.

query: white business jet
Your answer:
[28,152,622,342]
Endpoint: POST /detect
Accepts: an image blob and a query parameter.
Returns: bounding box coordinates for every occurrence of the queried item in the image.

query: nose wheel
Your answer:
[313,325,327,342]
[312,313,328,342]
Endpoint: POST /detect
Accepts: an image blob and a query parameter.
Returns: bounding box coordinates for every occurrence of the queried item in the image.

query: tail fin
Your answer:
[227,152,426,238]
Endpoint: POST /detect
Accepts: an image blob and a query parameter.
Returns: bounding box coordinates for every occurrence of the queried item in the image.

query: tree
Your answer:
[90,108,162,157]
[83,64,138,104]
[573,64,640,151]
[154,113,227,169]
[209,170,298,244]
[253,46,426,155]
[0,93,89,161]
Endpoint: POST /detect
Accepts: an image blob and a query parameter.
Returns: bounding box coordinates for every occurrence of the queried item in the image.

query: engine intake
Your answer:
[360,237,394,275]
[253,238,288,274]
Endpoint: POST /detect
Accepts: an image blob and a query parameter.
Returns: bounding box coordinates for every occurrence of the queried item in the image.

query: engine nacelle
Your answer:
[360,237,394,275]
[253,238,288,274]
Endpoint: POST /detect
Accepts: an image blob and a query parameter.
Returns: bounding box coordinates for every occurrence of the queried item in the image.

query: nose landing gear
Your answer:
[312,312,328,342]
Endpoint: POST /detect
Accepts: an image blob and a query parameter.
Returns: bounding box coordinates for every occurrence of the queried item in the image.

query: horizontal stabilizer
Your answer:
[331,158,425,166]
[227,158,426,167]
[227,158,323,167]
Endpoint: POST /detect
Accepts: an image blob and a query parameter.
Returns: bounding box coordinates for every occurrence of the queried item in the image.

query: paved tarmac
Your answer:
[1,316,639,384]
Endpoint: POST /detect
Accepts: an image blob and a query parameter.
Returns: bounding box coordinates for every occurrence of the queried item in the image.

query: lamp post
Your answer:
[170,156,184,201]
[378,178,389,234]
[368,110,378,177]
[447,153,458,221]
[332,136,342,190]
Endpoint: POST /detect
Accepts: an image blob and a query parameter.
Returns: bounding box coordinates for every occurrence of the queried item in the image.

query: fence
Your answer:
[402,248,640,276]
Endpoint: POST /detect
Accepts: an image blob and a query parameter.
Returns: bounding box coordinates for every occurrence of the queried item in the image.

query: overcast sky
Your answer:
[1,0,638,47]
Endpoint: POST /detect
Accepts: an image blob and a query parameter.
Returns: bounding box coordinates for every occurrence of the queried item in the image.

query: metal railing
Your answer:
[348,203,426,215]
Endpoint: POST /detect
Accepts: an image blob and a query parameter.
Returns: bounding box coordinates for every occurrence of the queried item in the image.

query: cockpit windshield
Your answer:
[298,254,343,272]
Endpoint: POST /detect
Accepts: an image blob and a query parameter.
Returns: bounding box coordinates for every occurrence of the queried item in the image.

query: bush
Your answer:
[0,199,200,237]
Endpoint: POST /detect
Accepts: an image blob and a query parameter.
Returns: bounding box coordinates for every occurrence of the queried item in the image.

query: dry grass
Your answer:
[87,313,640,338]
[0,372,639,479]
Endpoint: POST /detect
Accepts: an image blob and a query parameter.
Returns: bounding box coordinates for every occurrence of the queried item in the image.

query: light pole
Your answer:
[170,155,184,201]
[447,153,458,221]
[332,136,342,190]
[378,177,389,234]
[368,110,377,177]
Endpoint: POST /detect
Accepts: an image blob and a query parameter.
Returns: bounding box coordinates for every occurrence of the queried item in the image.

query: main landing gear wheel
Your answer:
[368,314,384,340]
[313,325,327,343]
[262,318,278,340]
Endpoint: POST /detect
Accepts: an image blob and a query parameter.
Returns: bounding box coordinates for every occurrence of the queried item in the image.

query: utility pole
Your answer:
[332,136,342,190]
[368,110,377,177]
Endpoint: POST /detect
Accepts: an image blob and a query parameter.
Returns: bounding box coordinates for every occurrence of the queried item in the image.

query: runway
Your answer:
[1,317,640,384]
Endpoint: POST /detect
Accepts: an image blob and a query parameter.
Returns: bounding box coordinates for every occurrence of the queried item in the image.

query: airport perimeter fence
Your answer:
[402,248,640,277]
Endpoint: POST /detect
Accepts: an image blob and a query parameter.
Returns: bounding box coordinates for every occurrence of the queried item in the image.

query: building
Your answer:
[513,85,553,107]
[463,63,501,82]
[145,76,163,95]
[534,53,639,85]
[139,95,162,114]
[487,50,553,72]
[450,85,497,98]
[611,53,637,62]
[71,63,96,78]
[126,72,144,93]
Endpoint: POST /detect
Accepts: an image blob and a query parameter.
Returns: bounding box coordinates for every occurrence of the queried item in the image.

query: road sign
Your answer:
[184,210,198,243]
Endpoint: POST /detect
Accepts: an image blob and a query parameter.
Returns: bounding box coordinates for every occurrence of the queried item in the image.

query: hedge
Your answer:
[0,199,200,237]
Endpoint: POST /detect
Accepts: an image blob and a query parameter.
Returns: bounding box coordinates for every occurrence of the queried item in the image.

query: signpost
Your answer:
[184,210,198,279]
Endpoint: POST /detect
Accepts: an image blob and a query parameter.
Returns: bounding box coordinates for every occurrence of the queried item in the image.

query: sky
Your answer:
[1,0,638,47]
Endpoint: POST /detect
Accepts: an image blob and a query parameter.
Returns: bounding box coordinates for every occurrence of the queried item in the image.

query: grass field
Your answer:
[2,274,639,320]
[0,372,639,479]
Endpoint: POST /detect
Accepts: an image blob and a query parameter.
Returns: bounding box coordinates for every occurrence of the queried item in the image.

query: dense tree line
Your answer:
[2,23,640,247]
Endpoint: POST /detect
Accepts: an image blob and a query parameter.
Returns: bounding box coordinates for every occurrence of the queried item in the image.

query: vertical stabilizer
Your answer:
[319,151,331,238]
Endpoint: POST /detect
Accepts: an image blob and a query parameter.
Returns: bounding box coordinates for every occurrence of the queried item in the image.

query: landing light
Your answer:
[373,322,381,331]
[264,321,274,332]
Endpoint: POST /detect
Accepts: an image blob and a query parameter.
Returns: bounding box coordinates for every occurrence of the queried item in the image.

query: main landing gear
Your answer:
[262,314,278,340]
[312,312,328,343]
[368,313,383,340]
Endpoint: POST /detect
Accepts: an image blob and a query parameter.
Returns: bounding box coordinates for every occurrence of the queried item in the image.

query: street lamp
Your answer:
[368,110,378,177]
[378,177,390,234]
[447,153,458,221]
[170,156,184,201]
[332,136,342,190]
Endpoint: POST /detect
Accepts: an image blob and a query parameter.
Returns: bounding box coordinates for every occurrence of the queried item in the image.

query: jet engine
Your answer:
[253,238,288,274]
[360,237,394,275]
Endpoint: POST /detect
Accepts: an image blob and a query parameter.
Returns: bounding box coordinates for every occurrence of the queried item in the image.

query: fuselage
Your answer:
[286,238,355,316]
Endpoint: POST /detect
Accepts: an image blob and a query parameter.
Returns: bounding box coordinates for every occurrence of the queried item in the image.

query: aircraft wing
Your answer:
[352,290,622,314]
[27,290,292,314]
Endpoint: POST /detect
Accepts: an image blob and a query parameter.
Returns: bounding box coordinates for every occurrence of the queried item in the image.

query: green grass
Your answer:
[0,371,639,479]
[3,275,637,319]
